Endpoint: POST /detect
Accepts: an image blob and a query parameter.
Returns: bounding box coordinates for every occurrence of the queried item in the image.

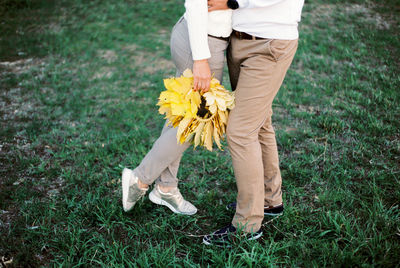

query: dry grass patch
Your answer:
[97,49,118,64]
[345,4,391,30]
[302,2,394,31]
[0,57,47,75]
[91,66,116,80]
[130,53,174,75]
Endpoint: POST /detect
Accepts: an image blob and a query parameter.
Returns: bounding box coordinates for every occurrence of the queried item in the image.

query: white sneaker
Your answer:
[121,168,148,212]
[149,185,197,215]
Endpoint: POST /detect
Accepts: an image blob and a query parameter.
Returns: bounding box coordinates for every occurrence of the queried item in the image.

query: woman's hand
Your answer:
[193,59,211,92]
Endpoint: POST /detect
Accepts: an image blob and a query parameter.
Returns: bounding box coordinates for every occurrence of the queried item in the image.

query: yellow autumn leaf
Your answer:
[193,121,205,148]
[175,77,192,94]
[170,102,186,116]
[171,115,183,127]
[208,103,217,115]
[182,119,198,143]
[176,117,192,144]
[164,78,187,95]
[183,69,193,78]
[210,77,220,87]
[213,119,222,150]
[218,110,227,124]
[204,121,214,151]
[158,106,172,119]
[159,91,181,105]
[185,90,201,116]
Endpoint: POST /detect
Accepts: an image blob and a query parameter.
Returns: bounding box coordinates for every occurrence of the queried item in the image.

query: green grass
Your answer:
[1,0,399,266]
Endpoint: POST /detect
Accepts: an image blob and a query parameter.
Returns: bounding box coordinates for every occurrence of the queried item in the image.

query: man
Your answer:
[203,0,304,246]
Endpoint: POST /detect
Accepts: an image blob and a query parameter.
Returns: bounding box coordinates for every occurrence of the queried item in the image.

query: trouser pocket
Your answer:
[269,39,298,62]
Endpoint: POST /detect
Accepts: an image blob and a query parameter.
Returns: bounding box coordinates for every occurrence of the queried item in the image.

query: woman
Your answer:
[121,1,232,215]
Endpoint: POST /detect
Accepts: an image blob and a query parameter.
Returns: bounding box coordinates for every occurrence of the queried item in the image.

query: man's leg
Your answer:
[227,36,298,232]
[259,109,282,207]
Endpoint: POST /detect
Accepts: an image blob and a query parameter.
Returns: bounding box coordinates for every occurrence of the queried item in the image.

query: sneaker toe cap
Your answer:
[181,201,197,215]
[123,201,134,212]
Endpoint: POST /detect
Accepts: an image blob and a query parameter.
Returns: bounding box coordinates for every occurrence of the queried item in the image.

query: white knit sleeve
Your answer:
[184,0,211,60]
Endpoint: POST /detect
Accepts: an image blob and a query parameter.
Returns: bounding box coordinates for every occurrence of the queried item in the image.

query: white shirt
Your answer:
[184,0,232,60]
[235,0,304,40]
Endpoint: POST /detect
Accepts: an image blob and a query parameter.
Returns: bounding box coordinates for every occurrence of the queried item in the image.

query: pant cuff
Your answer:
[155,179,178,188]
[232,218,262,233]
[133,167,153,185]
[265,198,283,207]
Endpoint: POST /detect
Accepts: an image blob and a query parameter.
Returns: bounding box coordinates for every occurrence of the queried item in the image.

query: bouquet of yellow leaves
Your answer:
[157,69,235,151]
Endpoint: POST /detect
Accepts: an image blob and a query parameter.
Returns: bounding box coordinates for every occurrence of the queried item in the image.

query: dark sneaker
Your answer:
[226,202,284,216]
[202,224,263,247]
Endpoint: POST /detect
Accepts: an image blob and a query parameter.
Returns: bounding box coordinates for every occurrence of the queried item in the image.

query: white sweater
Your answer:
[184,1,232,60]
[235,0,304,40]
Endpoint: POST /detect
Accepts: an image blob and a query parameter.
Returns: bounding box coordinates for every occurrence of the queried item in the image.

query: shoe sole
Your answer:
[202,237,211,245]
[202,237,232,248]
[149,190,197,215]
[121,168,132,212]
[203,237,228,247]
[202,231,263,247]
[248,231,263,241]
[264,212,283,216]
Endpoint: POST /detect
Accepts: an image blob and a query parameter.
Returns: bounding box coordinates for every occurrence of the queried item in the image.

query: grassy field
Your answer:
[1,0,399,266]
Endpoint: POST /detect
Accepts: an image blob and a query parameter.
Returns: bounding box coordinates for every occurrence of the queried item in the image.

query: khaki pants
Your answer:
[135,17,228,187]
[227,34,298,232]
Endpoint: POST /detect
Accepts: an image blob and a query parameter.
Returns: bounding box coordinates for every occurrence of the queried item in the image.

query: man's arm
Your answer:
[208,0,286,11]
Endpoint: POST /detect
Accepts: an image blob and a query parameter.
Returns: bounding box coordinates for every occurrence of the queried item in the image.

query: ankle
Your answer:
[158,185,175,193]
[137,179,149,190]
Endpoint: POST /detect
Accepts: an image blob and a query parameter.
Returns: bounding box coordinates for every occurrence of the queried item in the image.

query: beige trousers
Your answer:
[227,34,298,232]
[135,17,228,187]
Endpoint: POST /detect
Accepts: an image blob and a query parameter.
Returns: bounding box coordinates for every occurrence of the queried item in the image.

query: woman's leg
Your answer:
[153,18,228,188]
[134,17,192,188]
[135,17,229,187]
[156,22,228,187]
[123,17,228,214]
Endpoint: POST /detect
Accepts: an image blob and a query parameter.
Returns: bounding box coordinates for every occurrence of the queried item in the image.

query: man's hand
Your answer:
[208,0,229,11]
[193,59,211,92]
